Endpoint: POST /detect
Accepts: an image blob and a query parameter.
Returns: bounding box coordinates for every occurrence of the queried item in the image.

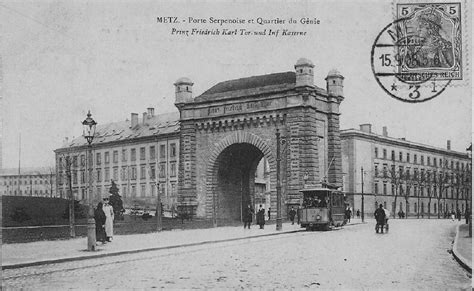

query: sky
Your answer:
[1,0,472,169]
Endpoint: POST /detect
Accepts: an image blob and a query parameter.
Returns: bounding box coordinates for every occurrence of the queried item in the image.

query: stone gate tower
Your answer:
[174,58,344,221]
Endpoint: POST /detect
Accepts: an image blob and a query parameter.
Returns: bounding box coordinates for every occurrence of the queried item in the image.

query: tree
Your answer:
[108,180,124,220]
[413,168,427,218]
[434,170,449,219]
[425,171,434,219]
[388,163,404,219]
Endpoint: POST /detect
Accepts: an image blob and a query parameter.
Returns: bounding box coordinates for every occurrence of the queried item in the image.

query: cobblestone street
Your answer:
[3,219,471,289]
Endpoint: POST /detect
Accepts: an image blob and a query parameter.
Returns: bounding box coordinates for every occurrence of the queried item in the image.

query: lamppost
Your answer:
[276,129,282,231]
[154,181,162,232]
[361,167,365,223]
[82,110,97,251]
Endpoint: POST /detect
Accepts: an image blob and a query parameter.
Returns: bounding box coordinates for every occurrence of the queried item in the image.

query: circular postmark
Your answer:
[371,19,452,103]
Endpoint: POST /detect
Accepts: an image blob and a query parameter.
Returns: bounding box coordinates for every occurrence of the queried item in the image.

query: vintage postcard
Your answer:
[1,0,472,289]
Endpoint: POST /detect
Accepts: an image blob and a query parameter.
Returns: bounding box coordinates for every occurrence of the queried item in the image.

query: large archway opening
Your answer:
[214,143,265,222]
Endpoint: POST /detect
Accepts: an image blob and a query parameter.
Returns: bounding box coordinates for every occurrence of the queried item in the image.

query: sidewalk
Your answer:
[2,220,363,269]
[452,223,472,273]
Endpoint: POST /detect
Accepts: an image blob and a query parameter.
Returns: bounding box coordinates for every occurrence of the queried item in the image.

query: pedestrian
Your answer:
[297,205,301,225]
[243,204,253,229]
[356,209,360,218]
[374,204,386,233]
[450,210,455,221]
[456,208,461,221]
[345,208,351,223]
[103,197,114,242]
[289,207,296,225]
[94,202,106,244]
[257,204,265,229]
[267,207,271,221]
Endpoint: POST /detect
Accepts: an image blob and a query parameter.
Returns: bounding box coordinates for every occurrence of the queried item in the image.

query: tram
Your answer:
[299,187,346,231]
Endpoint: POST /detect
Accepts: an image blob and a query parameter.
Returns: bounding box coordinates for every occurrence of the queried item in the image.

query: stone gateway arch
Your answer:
[174,58,345,222]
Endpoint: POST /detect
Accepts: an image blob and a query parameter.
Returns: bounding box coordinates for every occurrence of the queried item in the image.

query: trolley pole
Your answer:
[276,129,282,231]
[361,166,365,223]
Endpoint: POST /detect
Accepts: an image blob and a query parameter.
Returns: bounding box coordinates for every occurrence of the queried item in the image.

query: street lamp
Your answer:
[82,110,97,251]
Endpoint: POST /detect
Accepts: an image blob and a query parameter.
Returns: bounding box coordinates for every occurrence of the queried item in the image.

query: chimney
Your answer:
[382,126,388,137]
[142,112,147,125]
[131,113,138,128]
[147,107,154,118]
[359,124,372,133]
[447,140,451,150]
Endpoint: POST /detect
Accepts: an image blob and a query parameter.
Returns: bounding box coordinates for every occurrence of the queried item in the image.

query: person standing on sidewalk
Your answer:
[103,197,115,242]
[289,207,296,225]
[257,205,265,229]
[94,202,106,244]
[243,204,253,229]
[267,207,271,221]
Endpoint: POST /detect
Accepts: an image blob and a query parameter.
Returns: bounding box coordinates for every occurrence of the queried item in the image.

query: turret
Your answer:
[174,77,193,104]
[325,69,344,98]
[294,58,314,88]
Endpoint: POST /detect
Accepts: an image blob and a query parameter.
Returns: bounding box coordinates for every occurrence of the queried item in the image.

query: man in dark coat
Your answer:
[374,204,386,233]
[257,205,265,229]
[289,207,296,225]
[243,204,253,229]
[94,202,107,243]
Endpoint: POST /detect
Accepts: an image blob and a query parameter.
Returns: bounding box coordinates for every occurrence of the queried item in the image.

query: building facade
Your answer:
[342,124,472,218]
[54,110,180,211]
[55,58,345,221]
[0,167,56,197]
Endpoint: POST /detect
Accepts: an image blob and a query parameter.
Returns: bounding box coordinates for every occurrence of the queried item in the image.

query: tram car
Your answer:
[299,187,346,231]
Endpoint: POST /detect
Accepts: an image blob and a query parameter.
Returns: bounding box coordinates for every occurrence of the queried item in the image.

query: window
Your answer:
[113,151,118,163]
[399,166,404,176]
[141,184,146,197]
[96,153,101,165]
[73,156,78,167]
[414,154,417,164]
[382,164,388,178]
[407,185,411,196]
[391,183,395,195]
[113,167,118,181]
[391,150,395,161]
[122,149,127,162]
[105,168,110,181]
[414,202,417,212]
[140,147,146,160]
[434,158,437,167]
[121,166,128,180]
[375,147,379,158]
[81,170,85,184]
[150,164,156,180]
[122,186,127,198]
[131,149,136,161]
[170,162,177,177]
[97,169,102,182]
[97,186,102,197]
[406,153,410,163]
[450,160,454,169]
[405,168,410,179]
[421,155,424,165]
[150,146,156,160]
[383,201,387,209]
[159,163,166,178]
[160,145,166,159]
[374,164,379,176]
[131,185,136,197]
[73,171,78,184]
[383,149,387,159]
[170,143,177,158]
[399,151,403,162]
[383,183,387,195]
[131,167,137,180]
[105,152,110,164]
[140,166,146,179]
[80,155,85,167]
[427,156,430,166]
[456,162,459,170]
[374,182,379,194]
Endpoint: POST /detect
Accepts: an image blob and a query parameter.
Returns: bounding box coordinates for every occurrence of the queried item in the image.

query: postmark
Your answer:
[371,2,463,102]
[371,18,452,103]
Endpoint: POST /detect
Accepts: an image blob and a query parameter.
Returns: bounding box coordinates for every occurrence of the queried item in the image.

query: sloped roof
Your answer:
[196,72,297,101]
[59,111,180,150]
[0,167,54,176]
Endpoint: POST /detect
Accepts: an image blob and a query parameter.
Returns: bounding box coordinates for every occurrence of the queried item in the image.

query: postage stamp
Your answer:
[396,3,462,81]
[371,1,468,103]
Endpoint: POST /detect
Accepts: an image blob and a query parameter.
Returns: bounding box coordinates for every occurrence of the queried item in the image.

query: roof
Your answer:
[58,111,180,150]
[195,71,297,101]
[0,167,54,176]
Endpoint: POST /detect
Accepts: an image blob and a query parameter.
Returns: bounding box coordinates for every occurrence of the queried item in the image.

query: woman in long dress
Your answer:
[94,202,106,244]
[103,197,115,242]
